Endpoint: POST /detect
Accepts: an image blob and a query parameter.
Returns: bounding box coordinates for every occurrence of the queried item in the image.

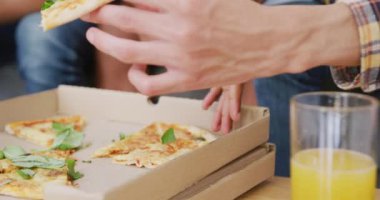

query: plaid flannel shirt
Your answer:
[328,0,380,92]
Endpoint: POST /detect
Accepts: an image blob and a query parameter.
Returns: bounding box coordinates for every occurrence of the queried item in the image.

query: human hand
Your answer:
[83,0,358,96]
[82,0,290,96]
[203,85,243,134]
[203,82,256,134]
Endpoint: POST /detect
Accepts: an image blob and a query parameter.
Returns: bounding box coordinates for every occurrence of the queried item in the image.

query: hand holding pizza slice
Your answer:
[41,0,114,31]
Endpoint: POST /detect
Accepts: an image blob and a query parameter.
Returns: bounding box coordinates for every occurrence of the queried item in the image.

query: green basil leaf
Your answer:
[0,150,4,160]
[52,122,74,133]
[66,159,83,181]
[51,123,84,150]
[161,128,176,144]
[11,155,65,169]
[41,0,57,11]
[56,144,72,151]
[16,169,35,180]
[60,131,84,149]
[50,131,70,149]
[3,145,26,159]
[119,133,126,140]
[12,161,40,168]
[12,155,46,163]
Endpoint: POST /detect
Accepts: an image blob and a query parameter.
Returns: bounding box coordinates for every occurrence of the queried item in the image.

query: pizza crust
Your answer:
[41,0,114,31]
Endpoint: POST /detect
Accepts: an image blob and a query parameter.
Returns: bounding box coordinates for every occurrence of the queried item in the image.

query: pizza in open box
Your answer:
[93,122,217,168]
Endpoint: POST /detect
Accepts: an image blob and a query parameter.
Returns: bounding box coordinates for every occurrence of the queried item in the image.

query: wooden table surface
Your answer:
[238,177,380,200]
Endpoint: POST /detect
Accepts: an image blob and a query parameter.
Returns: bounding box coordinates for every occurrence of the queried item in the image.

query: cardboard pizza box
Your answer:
[0,85,270,200]
[171,144,275,200]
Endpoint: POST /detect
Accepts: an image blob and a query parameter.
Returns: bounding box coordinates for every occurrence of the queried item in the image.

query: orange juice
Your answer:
[291,149,377,200]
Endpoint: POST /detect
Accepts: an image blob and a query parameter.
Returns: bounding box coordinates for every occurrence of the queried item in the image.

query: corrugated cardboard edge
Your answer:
[172,144,275,200]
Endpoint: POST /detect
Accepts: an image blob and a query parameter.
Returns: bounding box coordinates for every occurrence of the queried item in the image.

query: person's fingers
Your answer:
[228,85,243,121]
[123,0,174,11]
[202,87,223,110]
[134,3,161,12]
[128,64,191,96]
[212,96,223,132]
[221,95,232,134]
[86,28,178,67]
[82,5,168,38]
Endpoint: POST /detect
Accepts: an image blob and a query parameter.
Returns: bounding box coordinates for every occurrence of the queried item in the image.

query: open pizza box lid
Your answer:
[0,85,270,200]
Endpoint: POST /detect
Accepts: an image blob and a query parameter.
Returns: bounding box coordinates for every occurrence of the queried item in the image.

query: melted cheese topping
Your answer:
[93,122,216,168]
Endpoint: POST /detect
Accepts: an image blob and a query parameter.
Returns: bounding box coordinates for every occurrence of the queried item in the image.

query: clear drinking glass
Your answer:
[290,92,379,200]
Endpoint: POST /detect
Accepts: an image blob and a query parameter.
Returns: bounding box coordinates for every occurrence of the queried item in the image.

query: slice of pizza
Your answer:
[41,0,114,31]
[0,146,82,200]
[93,122,217,168]
[5,115,85,149]
[0,167,68,200]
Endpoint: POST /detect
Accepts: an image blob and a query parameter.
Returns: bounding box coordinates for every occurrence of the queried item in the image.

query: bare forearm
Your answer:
[264,3,359,73]
[0,0,44,24]
[311,3,360,67]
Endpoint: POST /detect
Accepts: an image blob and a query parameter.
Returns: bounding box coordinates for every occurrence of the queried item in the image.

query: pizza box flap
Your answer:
[0,85,270,200]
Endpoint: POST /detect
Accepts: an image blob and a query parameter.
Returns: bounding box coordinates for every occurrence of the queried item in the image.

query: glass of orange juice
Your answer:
[290,92,379,200]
